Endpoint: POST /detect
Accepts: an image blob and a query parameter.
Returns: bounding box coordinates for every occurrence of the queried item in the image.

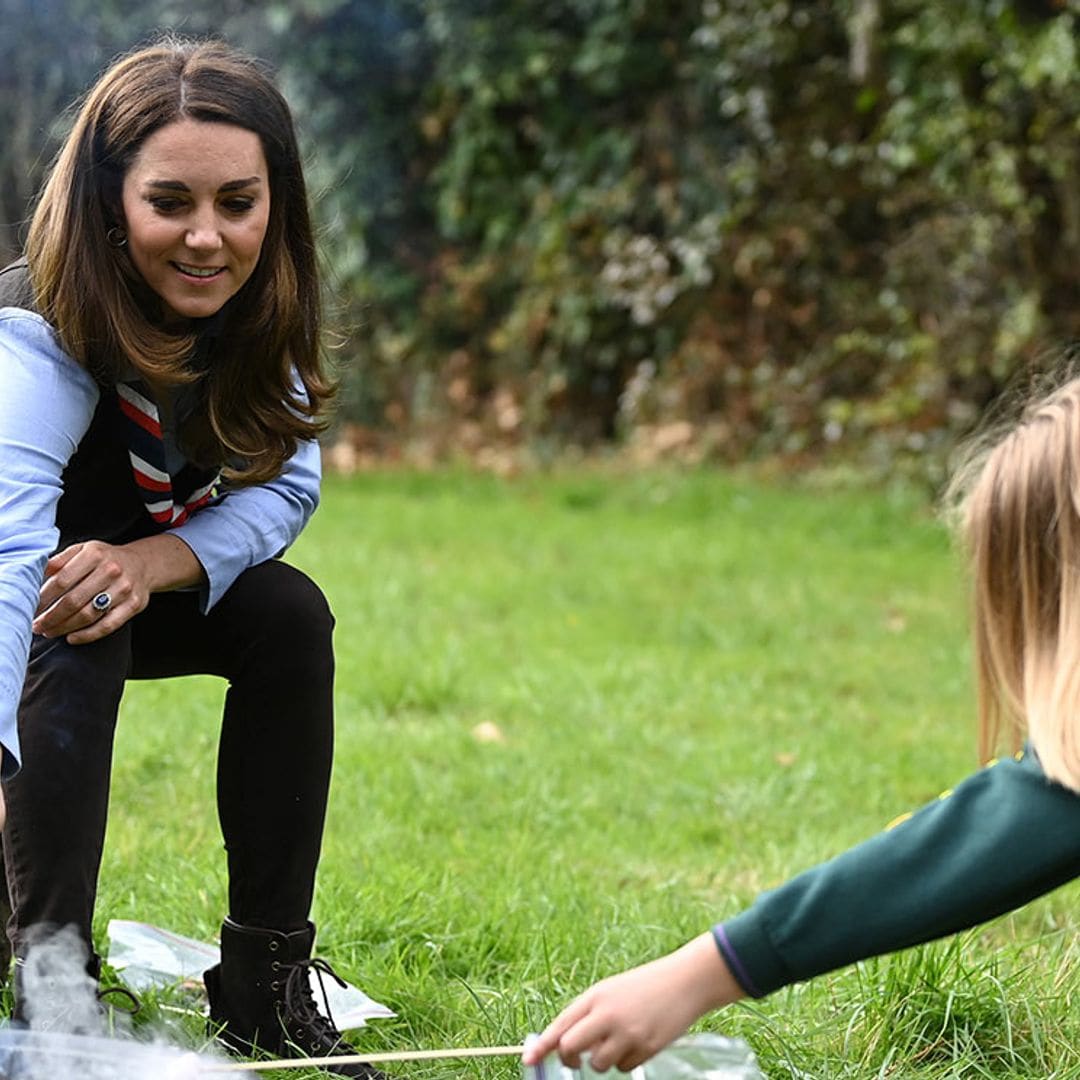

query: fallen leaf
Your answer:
[472,721,507,744]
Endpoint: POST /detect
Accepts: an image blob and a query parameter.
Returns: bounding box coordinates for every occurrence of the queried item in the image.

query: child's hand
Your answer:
[523,932,745,1073]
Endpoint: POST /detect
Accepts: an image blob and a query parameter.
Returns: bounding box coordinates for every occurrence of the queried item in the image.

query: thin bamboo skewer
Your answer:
[201,1045,528,1073]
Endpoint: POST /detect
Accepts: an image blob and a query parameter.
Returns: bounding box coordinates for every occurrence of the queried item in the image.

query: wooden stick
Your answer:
[201,1045,527,1072]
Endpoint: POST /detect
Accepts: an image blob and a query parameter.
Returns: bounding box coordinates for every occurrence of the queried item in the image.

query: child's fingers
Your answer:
[522,996,594,1064]
[583,1032,631,1074]
[553,1008,617,1068]
[521,1036,556,1065]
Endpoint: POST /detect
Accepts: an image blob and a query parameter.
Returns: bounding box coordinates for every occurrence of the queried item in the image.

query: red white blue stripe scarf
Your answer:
[116,379,220,527]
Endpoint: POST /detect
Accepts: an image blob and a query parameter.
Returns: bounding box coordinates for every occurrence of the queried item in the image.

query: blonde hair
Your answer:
[948,365,1080,792]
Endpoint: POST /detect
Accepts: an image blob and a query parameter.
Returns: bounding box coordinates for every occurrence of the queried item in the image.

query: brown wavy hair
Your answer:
[946,360,1080,792]
[26,36,333,485]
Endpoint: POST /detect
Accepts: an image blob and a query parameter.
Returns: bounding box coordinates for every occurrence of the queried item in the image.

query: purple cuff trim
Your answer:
[712,923,761,998]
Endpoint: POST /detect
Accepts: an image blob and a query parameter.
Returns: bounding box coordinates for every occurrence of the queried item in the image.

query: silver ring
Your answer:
[91,591,112,614]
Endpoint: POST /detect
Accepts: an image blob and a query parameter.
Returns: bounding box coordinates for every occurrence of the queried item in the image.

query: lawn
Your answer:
[101,467,1080,1078]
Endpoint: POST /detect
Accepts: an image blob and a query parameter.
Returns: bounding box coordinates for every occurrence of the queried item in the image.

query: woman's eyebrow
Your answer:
[143,177,264,192]
[220,177,264,192]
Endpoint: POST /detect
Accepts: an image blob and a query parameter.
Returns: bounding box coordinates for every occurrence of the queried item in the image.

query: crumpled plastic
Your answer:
[522,1033,765,1080]
[105,919,395,1031]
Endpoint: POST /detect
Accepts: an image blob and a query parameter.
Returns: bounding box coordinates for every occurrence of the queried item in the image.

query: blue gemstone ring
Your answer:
[91,591,112,614]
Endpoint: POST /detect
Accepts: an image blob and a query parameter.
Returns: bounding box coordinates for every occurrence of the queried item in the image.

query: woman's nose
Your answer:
[185,211,224,251]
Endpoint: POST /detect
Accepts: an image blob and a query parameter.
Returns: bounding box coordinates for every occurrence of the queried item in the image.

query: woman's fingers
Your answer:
[33,541,149,642]
[62,594,129,645]
[34,543,88,616]
[35,566,124,635]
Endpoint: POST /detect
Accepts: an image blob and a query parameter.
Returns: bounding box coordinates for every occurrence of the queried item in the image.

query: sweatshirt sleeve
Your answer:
[713,749,1080,998]
[0,310,99,776]
[168,434,321,612]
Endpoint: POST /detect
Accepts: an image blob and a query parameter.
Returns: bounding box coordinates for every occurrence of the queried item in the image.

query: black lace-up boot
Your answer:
[205,918,385,1080]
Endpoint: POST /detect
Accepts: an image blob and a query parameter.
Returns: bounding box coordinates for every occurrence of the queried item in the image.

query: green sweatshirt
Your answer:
[713,748,1080,998]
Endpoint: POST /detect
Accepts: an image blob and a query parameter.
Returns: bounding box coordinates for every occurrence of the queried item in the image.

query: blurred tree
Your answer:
[256,0,1079,472]
[1,0,1076,475]
[0,0,265,260]
[0,0,112,260]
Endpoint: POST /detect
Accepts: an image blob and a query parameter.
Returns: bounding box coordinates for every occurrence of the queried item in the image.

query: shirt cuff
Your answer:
[712,914,784,999]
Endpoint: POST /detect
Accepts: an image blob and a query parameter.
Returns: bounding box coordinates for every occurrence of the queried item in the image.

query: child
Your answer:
[524,371,1080,1073]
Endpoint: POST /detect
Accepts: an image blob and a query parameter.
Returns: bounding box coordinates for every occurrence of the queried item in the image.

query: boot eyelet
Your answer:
[269,941,279,952]
[270,981,280,991]
[271,961,280,971]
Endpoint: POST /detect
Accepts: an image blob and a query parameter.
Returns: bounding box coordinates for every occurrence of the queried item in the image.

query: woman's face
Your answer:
[121,117,271,322]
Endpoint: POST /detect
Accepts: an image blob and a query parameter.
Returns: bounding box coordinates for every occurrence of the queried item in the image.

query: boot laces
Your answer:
[96,983,141,1016]
[282,956,349,1046]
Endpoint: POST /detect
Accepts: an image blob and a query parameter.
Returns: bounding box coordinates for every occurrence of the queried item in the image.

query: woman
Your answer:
[0,38,379,1078]
[524,370,1080,1074]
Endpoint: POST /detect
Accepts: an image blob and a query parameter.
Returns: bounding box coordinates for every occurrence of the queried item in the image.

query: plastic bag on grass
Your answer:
[523,1033,765,1080]
[105,919,395,1030]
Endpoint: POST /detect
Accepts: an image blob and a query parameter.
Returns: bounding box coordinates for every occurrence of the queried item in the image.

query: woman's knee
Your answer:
[24,629,130,694]
[18,631,130,746]
[222,561,334,646]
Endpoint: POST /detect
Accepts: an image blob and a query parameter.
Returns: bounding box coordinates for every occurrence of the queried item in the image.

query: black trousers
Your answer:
[1,559,335,960]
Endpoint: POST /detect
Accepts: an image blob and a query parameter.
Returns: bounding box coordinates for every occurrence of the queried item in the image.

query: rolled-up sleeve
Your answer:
[170,435,321,612]
[0,310,98,776]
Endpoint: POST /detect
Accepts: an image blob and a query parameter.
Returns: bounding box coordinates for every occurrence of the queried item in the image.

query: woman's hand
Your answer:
[523,933,745,1074]
[33,535,205,644]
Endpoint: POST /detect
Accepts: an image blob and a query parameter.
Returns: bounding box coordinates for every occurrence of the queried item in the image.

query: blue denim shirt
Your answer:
[0,307,321,777]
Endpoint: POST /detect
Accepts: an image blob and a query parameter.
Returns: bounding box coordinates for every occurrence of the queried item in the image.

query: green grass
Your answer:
[99,467,1080,1078]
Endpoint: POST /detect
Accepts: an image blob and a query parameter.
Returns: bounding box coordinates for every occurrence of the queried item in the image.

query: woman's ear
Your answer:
[99,160,127,231]
[103,202,128,248]
[103,194,125,227]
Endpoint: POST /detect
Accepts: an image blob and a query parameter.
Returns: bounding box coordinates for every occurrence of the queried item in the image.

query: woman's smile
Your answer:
[121,118,270,321]
[173,262,227,281]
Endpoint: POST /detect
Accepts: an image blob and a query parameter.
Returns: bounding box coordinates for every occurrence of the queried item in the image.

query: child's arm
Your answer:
[527,749,1080,1069]
[522,932,744,1073]
[716,748,1080,998]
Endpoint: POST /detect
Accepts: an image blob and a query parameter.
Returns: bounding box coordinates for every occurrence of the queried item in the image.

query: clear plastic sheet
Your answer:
[523,1033,765,1080]
[106,919,395,1030]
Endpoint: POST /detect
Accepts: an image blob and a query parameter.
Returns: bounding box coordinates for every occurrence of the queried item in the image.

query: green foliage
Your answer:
[0,0,273,258]
[1,1,1078,468]
[265,0,1079,471]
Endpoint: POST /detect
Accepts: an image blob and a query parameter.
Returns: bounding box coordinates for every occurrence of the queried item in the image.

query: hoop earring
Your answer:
[106,226,128,248]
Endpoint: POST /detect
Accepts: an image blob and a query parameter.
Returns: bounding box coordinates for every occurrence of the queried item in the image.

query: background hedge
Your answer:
[2,0,1077,474]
